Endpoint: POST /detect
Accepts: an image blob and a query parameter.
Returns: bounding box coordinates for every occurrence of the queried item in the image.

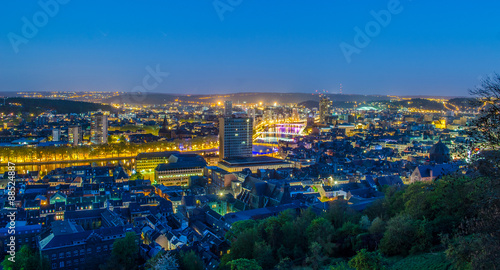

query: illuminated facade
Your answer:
[52,128,61,142]
[219,117,253,161]
[68,126,82,146]
[319,96,332,124]
[432,119,447,129]
[218,156,294,173]
[90,112,108,144]
[154,154,207,187]
[224,100,232,116]
[135,151,179,176]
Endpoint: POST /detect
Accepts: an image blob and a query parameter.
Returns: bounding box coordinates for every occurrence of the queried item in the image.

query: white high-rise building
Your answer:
[292,108,299,120]
[52,128,61,142]
[247,108,256,126]
[69,126,82,146]
[224,100,233,116]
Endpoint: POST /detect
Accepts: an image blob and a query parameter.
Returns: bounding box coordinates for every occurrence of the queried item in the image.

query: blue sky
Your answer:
[0,0,499,96]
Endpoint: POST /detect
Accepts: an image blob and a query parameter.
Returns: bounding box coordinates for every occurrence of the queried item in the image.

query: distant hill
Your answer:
[0,92,22,98]
[372,98,447,111]
[369,97,481,111]
[448,97,481,108]
[0,98,116,114]
[298,99,359,110]
[103,93,179,105]
[298,100,319,109]
[104,92,392,105]
[400,95,468,99]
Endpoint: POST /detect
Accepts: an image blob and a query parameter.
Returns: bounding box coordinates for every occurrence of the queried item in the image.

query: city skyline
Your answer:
[1,1,499,96]
[0,2,499,269]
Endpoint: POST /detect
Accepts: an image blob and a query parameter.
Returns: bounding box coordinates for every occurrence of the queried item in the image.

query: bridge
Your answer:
[254,121,307,144]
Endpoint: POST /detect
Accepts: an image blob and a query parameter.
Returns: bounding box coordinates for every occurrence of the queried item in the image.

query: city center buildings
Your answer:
[90,112,108,145]
[218,117,253,160]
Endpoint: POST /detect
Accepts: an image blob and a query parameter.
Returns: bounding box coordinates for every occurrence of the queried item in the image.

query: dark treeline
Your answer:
[0,98,116,114]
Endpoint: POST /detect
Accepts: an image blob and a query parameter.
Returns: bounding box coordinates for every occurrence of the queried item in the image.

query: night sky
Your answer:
[0,0,499,96]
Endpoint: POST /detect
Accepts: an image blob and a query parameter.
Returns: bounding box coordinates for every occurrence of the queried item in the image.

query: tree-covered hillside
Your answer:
[0,98,116,114]
[219,174,499,270]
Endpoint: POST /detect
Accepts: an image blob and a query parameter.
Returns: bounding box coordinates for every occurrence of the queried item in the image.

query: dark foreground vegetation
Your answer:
[0,98,115,115]
[217,172,499,270]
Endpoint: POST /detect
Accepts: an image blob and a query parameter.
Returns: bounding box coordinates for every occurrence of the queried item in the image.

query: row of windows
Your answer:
[137,161,166,168]
[157,169,201,175]
[156,168,203,174]
[158,180,189,186]
[52,258,83,269]
[52,245,112,260]
[2,229,39,236]
[158,178,192,182]
[3,237,35,245]
[157,172,202,179]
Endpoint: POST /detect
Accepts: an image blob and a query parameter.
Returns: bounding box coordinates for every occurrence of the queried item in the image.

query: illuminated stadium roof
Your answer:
[356,106,379,111]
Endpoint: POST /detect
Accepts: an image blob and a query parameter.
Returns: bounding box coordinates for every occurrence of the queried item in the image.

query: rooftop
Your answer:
[156,154,207,171]
[220,156,289,166]
[136,151,180,160]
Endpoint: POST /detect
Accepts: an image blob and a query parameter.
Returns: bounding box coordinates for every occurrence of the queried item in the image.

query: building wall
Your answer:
[219,117,253,160]
[41,230,140,270]
[155,167,204,186]
[319,97,332,124]
[43,238,119,270]
[68,126,82,146]
[136,158,169,181]
[217,162,294,173]
[0,225,41,256]
[91,113,108,145]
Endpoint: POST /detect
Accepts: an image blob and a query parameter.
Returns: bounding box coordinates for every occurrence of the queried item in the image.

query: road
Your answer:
[0,148,219,166]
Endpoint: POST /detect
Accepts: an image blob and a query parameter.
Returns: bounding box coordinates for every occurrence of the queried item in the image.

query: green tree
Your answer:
[252,241,275,269]
[228,258,262,270]
[290,208,317,256]
[258,216,283,250]
[306,242,327,270]
[325,201,361,229]
[359,215,371,230]
[348,249,384,270]
[226,228,259,261]
[130,171,143,180]
[379,214,417,256]
[275,257,293,270]
[368,217,386,235]
[307,217,335,244]
[410,218,432,254]
[179,250,203,270]
[334,221,364,256]
[443,73,500,269]
[330,261,354,270]
[468,73,500,149]
[101,232,138,270]
[307,217,336,256]
[1,245,50,270]
[119,135,127,144]
[444,198,500,270]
